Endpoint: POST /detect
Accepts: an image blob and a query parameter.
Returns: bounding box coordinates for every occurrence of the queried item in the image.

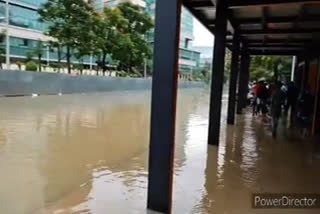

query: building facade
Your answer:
[105,0,200,74]
[94,0,103,10]
[103,0,146,8]
[0,0,200,73]
[145,0,200,74]
[193,46,213,69]
[0,0,98,69]
[0,0,49,66]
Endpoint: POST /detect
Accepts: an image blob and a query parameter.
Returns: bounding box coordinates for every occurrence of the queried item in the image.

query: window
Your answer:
[23,39,28,47]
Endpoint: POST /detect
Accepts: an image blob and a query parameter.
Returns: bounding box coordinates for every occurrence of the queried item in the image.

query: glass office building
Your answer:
[103,0,146,8]
[105,0,200,73]
[0,0,199,71]
[145,0,200,73]
[0,1,45,62]
[94,0,103,10]
[0,0,100,66]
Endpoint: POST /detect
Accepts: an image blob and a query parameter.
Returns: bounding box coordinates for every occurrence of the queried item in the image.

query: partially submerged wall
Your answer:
[0,70,204,96]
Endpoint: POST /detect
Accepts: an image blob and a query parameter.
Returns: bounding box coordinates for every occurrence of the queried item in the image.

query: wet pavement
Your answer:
[0,89,320,214]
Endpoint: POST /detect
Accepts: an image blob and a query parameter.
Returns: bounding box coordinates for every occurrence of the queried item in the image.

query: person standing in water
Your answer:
[271,81,285,138]
[285,81,299,126]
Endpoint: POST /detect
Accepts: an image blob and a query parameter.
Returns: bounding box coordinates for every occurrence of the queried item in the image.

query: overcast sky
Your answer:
[193,18,214,47]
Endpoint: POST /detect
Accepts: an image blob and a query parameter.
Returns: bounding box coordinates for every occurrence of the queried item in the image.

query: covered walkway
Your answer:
[147,0,320,213]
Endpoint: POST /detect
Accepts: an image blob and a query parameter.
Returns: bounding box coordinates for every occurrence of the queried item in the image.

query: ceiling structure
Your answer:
[183,0,320,55]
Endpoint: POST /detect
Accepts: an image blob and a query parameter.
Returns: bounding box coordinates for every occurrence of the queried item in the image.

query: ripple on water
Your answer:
[2,89,320,214]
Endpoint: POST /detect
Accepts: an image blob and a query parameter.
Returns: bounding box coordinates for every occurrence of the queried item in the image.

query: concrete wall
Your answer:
[0,70,204,96]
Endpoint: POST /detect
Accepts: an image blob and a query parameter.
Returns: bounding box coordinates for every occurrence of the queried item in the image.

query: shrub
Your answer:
[25,61,38,71]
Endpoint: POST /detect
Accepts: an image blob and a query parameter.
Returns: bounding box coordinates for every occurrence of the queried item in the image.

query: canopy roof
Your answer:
[183,0,320,55]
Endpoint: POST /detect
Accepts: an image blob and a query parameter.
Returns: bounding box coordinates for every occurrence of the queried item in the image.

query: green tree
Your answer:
[27,41,45,72]
[73,8,100,75]
[117,2,153,74]
[250,56,292,82]
[92,7,130,76]
[48,41,63,73]
[39,0,95,74]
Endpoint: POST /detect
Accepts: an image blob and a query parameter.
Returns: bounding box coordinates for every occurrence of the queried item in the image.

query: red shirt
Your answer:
[253,83,263,96]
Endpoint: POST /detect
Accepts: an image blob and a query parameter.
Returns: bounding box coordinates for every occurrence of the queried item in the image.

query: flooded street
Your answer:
[1,89,320,214]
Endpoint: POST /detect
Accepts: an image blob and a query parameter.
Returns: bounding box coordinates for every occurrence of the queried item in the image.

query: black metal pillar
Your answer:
[227,34,240,125]
[242,54,251,108]
[237,48,245,114]
[302,56,310,90]
[312,57,320,135]
[237,46,249,114]
[147,0,182,212]
[208,0,228,146]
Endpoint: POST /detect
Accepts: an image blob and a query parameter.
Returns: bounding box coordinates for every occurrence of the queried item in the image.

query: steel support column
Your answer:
[242,54,251,108]
[302,56,310,90]
[237,46,249,114]
[227,34,240,125]
[147,0,182,212]
[312,57,320,135]
[208,0,228,146]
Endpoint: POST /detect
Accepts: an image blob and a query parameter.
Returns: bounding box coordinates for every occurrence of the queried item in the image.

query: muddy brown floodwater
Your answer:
[0,89,320,214]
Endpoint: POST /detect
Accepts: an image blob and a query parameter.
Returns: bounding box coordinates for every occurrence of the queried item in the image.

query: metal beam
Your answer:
[248,47,304,51]
[183,0,215,34]
[208,0,228,146]
[228,0,320,8]
[147,0,182,212]
[227,34,240,124]
[294,5,308,28]
[248,50,300,55]
[189,0,214,9]
[238,16,320,25]
[239,28,320,35]
[248,44,305,48]
[227,38,312,43]
[210,10,238,33]
[249,42,305,45]
[228,44,305,49]
[262,7,268,30]
[262,35,267,47]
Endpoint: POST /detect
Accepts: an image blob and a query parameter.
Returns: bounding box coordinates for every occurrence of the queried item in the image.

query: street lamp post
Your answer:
[5,0,10,70]
[144,58,147,78]
[46,45,50,67]
[90,53,93,72]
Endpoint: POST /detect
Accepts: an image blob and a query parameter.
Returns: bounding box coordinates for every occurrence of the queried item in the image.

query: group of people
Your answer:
[250,79,313,138]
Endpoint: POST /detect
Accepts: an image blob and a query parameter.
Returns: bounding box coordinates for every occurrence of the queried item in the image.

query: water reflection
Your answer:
[198,99,320,214]
[173,91,209,213]
[1,89,320,214]
[0,92,151,214]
